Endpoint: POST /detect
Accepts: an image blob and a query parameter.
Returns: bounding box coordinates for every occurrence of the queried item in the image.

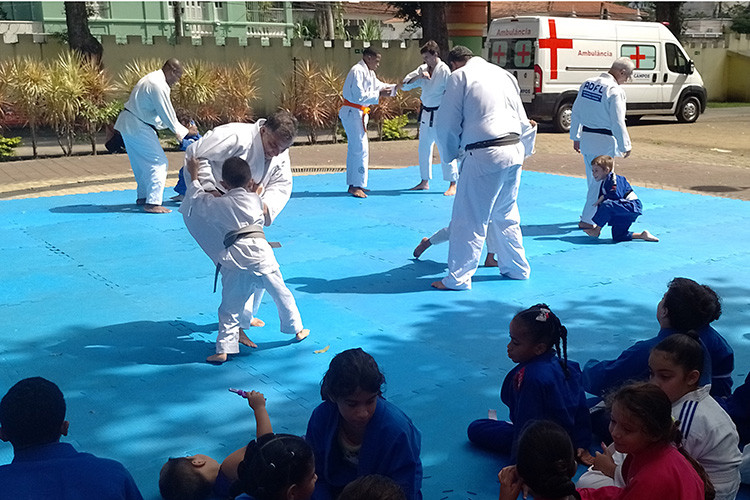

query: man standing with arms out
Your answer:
[432,46,533,290]
[340,47,397,198]
[115,58,192,213]
[401,40,458,196]
[570,58,635,230]
[0,377,143,499]
[180,111,297,347]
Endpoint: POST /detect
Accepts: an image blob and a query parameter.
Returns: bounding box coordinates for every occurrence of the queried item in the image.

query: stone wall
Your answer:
[686,33,750,101]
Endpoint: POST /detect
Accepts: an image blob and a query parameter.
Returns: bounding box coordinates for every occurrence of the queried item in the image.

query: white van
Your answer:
[485,16,707,132]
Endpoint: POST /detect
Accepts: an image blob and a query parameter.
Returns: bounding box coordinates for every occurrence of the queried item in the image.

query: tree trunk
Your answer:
[420,2,449,60]
[173,1,183,38]
[64,2,103,64]
[655,2,683,39]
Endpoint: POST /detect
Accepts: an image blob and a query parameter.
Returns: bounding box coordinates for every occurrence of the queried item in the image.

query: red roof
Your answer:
[491,1,641,21]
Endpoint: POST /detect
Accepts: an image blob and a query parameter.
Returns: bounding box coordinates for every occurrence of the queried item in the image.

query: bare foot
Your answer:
[484,253,498,267]
[409,180,429,191]
[239,328,258,348]
[169,194,184,202]
[431,280,449,290]
[144,204,172,213]
[348,186,367,198]
[413,237,431,258]
[136,198,146,205]
[206,353,228,364]
[583,226,601,238]
[635,230,659,242]
[295,329,310,341]
[443,182,457,196]
[250,317,265,327]
[578,221,594,230]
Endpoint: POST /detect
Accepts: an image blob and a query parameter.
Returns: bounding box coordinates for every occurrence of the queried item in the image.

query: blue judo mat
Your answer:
[1,166,749,499]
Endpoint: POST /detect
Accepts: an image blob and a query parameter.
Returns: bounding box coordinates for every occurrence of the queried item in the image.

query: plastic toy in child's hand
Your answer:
[228,388,247,397]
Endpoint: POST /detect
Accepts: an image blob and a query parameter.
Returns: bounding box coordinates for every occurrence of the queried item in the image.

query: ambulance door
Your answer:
[488,37,535,103]
[662,42,692,108]
[619,43,661,113]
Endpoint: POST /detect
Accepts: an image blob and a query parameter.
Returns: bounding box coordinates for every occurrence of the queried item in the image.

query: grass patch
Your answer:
[707,102,750,108]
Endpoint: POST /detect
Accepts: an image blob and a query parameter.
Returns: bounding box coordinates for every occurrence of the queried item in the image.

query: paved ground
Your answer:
[1,106,748,200]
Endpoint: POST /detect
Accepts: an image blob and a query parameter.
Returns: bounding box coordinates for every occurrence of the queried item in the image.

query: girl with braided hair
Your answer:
[467,304,591,461]
[236,433,316,500]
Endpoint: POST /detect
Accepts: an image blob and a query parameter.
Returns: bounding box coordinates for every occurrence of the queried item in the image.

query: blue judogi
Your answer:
[725,373,750,448]
[306,397,422,500]
[0,442,143,500]
[584,325,735,399]
[467,350,591,459]
[592,172,643,241]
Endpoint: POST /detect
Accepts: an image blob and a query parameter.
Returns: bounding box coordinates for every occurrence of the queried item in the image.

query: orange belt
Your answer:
[342,99,370,131]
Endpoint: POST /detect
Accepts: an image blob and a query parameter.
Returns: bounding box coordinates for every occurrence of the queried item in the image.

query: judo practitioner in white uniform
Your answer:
[114,58,188,213]
[179,111,297,346]
[184,156,308,364]
[400,40,458,196]
[340,47,397,198]
[432,46,534,290]
[570,58,634,228]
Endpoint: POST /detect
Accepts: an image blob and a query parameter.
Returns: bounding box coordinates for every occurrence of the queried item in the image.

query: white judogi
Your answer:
[340,59,392,188]
[184,181,302,354]
[569,72,631,224]
[179,121,292,328]
[401,60,458,183]
[115,69,187,205]
[578,385,742,500]
[435,57,533,290]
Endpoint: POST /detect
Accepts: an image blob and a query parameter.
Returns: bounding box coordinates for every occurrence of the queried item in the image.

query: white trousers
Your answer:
[579,132,617,224]
[119,116,168,205]
[417,111,458,182]
[340,106,369,188]
[183,210,265,329]
[216,268,302,353]
[442,144,530,290]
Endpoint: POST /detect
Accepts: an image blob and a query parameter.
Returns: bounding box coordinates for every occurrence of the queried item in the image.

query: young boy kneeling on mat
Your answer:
[584,155,658,243]
[185,155,309,364]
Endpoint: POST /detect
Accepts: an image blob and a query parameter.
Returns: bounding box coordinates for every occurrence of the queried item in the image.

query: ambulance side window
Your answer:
[620,44,656,70]
[665,43,688,73]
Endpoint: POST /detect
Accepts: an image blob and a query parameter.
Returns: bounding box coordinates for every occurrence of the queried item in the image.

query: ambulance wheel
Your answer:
[676,96,700,123]
[554,102,573,133]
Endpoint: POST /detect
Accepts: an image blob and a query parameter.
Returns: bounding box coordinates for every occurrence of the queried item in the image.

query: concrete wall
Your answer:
[686,33,750,101]
[0,36,424,116]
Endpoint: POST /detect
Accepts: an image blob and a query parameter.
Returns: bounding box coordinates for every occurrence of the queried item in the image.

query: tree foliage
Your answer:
[729,3,750,34]
[388,2,449,58]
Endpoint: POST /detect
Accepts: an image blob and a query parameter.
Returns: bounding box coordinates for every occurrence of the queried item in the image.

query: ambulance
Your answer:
[485,16,707,132]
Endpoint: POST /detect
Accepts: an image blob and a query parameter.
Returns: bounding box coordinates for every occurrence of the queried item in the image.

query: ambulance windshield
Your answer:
[488,39,535,69]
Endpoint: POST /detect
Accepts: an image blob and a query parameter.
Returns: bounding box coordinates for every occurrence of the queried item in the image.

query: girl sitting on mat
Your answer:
[467,304,591,460]
[305,348,422,500]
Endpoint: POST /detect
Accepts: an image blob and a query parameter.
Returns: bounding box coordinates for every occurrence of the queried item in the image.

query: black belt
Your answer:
[420,105,439,127]
[582,126,613,136]
[465,133,520,151]
[213,225,266,293]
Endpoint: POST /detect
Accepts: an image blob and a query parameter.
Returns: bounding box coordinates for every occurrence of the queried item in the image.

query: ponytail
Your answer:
[670,420,715,500]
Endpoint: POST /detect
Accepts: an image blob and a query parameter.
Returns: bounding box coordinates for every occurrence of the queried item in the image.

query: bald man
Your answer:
[115,58,189,213]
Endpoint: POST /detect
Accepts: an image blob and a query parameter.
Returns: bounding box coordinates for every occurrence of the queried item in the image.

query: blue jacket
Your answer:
[502,350,591,452]
[0,442,143,500]
[583,325,734,399]
[305,397,422,500]
[599,172,642,213]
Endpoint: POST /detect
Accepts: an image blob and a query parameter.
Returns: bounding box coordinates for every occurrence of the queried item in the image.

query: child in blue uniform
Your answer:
[583,155,658,242]
[467,304,591,460]
[584,277,734,400]
[305,348,422,500]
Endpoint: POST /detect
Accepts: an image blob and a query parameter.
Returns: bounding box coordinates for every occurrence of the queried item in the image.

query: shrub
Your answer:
[381,114,411,141]
[0,135,21,160]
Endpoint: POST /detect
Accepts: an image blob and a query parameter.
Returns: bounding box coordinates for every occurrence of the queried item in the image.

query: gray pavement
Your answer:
[1,106,749,200]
